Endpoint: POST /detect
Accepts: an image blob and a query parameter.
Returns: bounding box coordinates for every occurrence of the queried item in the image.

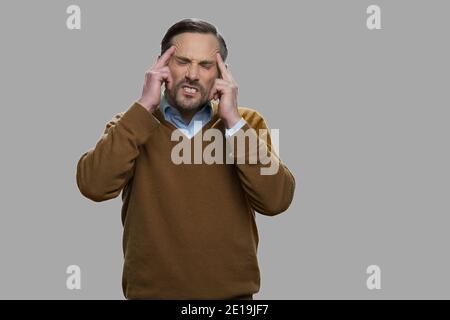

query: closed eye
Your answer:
[176,59,189,65]
[174,56,214,69]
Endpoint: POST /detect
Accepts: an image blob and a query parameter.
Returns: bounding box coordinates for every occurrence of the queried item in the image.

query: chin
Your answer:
[176,94,203,110]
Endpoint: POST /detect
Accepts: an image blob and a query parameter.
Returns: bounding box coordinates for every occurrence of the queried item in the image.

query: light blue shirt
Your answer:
[160,92,246,139]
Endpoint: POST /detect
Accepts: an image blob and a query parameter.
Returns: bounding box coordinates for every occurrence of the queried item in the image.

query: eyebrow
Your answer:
[174,55,215,65]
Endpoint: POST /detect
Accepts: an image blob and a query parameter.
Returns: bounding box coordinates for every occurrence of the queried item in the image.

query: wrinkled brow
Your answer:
[174,55,215,64]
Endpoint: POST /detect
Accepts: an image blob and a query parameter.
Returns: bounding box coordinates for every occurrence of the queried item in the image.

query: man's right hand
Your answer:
[137,46,176,113]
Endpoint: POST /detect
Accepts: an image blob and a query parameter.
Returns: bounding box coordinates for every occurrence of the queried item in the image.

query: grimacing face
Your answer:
[164,32,221,112]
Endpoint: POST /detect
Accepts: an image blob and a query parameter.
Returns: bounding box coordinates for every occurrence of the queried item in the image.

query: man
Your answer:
[76,18,295,300]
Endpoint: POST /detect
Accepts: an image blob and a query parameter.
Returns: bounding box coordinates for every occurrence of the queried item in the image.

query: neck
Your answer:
[177,107,199,124]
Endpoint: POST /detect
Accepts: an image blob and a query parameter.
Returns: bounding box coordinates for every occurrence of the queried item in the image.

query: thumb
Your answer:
[163,71,174,91]
[209,85,218,100]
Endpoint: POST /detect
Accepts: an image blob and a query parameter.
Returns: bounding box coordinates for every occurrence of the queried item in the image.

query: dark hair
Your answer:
[160,18,228,61]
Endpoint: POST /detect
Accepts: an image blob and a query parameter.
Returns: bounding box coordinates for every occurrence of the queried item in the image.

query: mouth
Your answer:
[181,85,199,96]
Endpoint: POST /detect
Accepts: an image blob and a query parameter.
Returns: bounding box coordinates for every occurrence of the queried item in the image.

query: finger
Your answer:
[216,53,231,81]
[164,71,174,91]
[208,86,217,101]
[157,70,173,90]
[155,45,176,69]
[209,81,228,100]
[209,83,221,100]
[160,67,174,90]
[213,79,228,86]
[159,66,172,75]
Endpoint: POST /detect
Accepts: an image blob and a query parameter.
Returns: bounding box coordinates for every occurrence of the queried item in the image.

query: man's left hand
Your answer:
[209,53,242,129]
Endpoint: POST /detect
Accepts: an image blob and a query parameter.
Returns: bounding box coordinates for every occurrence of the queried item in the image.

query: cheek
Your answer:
[202,72,217,89]
[168,64,185,83]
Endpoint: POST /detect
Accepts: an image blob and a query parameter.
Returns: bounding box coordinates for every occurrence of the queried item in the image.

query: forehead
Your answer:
[172,33,220,60]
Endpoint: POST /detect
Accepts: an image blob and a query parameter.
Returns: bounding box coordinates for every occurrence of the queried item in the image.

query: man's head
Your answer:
[160,18,228,113]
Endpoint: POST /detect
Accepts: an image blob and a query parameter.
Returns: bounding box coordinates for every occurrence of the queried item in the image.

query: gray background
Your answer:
[0,0,448,299]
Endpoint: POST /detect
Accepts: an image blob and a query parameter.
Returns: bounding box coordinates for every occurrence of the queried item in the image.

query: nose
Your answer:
[185,64,200,82]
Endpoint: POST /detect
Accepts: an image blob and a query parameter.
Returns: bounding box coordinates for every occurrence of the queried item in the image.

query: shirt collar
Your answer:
[161,91,212,122]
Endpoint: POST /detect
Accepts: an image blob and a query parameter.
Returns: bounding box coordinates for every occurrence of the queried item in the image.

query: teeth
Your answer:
[183,86,197,93]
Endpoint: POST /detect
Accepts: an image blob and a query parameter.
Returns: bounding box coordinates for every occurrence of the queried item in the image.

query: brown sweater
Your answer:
[76,101,295,299]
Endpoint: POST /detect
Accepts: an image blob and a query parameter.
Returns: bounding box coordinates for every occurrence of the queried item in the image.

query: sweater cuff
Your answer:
[118,102,161,145]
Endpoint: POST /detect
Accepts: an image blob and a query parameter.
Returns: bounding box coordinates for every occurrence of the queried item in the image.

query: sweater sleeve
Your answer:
[76,102,160,202]
[226,113,296,216]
